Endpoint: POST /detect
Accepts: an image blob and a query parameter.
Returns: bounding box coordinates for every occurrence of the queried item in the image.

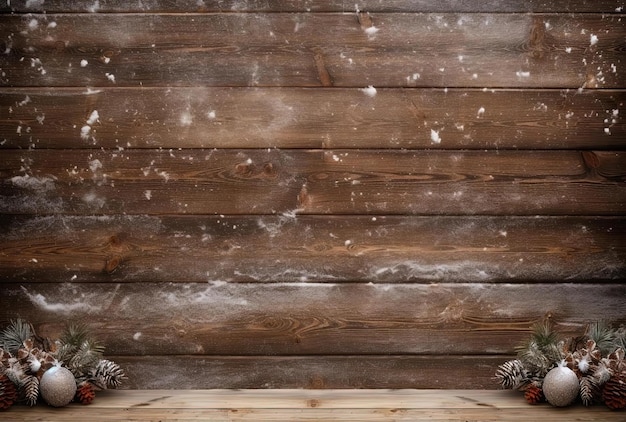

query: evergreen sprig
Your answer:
[0,319,32,354]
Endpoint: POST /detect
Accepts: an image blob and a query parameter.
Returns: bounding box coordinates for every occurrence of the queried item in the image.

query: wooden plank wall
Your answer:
[1,1,625,389]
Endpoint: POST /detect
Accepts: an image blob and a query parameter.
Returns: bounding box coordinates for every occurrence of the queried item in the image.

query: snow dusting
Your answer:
[430,129,441,144]
[590,34,599,46]
[360,85,377,97]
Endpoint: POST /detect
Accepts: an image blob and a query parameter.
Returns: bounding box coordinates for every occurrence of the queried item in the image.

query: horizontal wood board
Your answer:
[1,215,624,283]
[1,149,625,215]
[2,283,625,356]
[3,0,626,13]
[0,3,625,392]
[1,88,624,150]
[5,390,625,421]
[0,13,624,88]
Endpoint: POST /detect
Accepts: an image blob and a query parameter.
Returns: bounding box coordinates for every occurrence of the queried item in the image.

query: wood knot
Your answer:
[263,162,276,177]
[235,162,254,177]
[307,399,321,408]
[527,17,554,60]
[581,151,600,169]
[309,375,325,388]
[104,255,122,274]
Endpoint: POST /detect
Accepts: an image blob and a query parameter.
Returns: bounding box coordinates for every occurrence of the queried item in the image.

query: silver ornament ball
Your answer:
[542,365,580,407]
[40,366,77,407]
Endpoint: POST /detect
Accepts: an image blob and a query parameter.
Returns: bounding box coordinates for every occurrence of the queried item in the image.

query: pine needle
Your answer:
[0,319,32,354]
[587,321,616,355]
[515,320,562,376]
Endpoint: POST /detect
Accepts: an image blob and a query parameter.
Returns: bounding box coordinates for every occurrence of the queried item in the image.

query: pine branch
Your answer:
[588,321,616,355]
[0,320,32,354]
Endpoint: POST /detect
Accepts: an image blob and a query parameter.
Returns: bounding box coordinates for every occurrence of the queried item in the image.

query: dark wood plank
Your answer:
[0,13,623,88]
[3,0,624,13]
[2,149,625,215]
[1,87,624,150]
[1,215,624,283]
[113,356,508,389]
[2,283,625,355]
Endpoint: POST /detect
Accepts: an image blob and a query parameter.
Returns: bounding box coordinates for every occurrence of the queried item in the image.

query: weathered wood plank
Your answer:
[2,149,624,215]
[4,389,624,421]
[2,283,625,355]
[0,13,623,88]
[115,357,507,389]
[1,215,624,283]
[3,1,625,13]
[1,87,624,149]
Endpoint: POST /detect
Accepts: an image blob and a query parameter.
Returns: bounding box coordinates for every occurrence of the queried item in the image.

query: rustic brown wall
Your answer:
[1,1,625,389]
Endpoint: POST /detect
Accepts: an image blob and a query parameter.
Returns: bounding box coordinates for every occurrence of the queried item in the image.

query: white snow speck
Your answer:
[48,21,57,29]
[180,111,193,126]
[360,85,377,97]
[28,19,39,31]
[364,26,380,37]
[604,127,611,135]
[86,110,99,125]
[89,159,102,173]
[80,125,91,140]
[430,129,441,144]
[70,274,77,281]
[516,71,531,78]
[133,332,142,341]
[18,95,31,106]
[565,47,572,53]
[80,59,88,67]
[477,107,485,117]
[105,72,116,83]
[144,190,152,200]
[206,110,216,119]
[590,34,598,46]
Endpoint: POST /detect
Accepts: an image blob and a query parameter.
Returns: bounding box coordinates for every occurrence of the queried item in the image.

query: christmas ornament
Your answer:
[542,363,579,407]
[496,320,626,410]
[40,366,77,407]
[0,319,126,411]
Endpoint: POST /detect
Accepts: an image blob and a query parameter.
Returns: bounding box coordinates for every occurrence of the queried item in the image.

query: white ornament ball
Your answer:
[542,365,580,407]
[40,366,77,407]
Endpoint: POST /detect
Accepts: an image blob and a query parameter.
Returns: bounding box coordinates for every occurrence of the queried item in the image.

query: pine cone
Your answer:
[75,382,96,405]
[524,383,544,404]
[92,359,125,389]
[602,374,626,410]
[495,359,528,390]
[20,375,39,406]
[580,376,600,406]
[0,374,18,410]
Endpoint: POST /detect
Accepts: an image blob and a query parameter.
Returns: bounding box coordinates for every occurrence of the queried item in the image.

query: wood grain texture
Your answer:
[3,0,625,13]
[115,357,507,389]
[1,87,624,150]
[0,13,623,88]
[2,283,625,355]
[1,215,624,283]
[2,149,625,215]
[5,389,624,421]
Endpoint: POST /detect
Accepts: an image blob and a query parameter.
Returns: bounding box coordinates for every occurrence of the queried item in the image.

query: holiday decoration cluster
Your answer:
[495,320,626,409]
[0,319,125,410]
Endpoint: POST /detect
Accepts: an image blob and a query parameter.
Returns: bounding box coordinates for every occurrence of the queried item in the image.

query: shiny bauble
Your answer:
[39,366,77,407]
[542,365,580,407]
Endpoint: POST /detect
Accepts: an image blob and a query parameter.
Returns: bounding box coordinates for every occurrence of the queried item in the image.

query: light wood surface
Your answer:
[4,389,624,421]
